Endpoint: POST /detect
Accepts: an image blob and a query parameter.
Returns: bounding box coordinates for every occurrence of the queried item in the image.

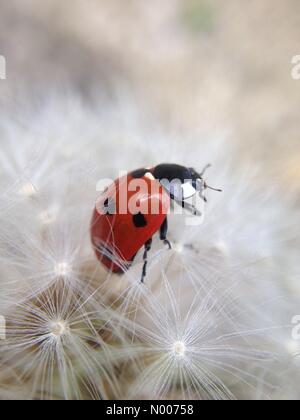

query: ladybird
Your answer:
[91,163,221,282]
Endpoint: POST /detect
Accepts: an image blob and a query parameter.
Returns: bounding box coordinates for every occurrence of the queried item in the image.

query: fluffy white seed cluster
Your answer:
[0,95,299,400]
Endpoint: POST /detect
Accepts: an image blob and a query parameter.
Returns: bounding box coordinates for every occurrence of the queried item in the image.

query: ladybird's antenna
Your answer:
[205,184,222,192]
[199,163,212,178]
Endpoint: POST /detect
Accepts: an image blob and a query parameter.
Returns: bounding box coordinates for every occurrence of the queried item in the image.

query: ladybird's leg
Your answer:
[160,217,172,250]
[199,163,212,177]
[177,200,202,216]
[199,192,208,203]
[141,238,153,283]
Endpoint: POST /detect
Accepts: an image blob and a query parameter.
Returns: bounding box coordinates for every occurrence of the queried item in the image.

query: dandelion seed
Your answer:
[49,320,70,338]
[285,339,300,356]
[173,242,184,254]
[213,240,230,256]
[172,341,186,358]
[124,271,279,400]
[54,262,72,278]
[39,209,57,226]
[19,183,37,198]
[0,282,126,400]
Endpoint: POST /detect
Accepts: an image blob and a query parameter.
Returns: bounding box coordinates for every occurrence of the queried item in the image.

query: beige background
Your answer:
[0,0,300,185]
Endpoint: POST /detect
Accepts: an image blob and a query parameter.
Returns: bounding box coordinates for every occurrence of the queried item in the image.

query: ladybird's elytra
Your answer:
[91,163,221,282]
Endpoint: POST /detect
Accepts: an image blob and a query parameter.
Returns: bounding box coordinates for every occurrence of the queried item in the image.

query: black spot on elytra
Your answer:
[133,212,147,228]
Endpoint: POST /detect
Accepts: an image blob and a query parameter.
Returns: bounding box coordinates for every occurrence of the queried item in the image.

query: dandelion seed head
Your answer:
[0,281,126,400]
[0,94,299,399]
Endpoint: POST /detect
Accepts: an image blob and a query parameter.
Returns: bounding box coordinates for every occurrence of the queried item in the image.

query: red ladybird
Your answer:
[91,163,221,282]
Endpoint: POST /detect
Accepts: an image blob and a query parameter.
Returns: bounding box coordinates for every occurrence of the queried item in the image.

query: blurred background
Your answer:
[0,0,300,186]
[0,0,300,400]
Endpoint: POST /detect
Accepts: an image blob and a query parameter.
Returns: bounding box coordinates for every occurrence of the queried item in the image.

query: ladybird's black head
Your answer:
[152,163,221,213]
